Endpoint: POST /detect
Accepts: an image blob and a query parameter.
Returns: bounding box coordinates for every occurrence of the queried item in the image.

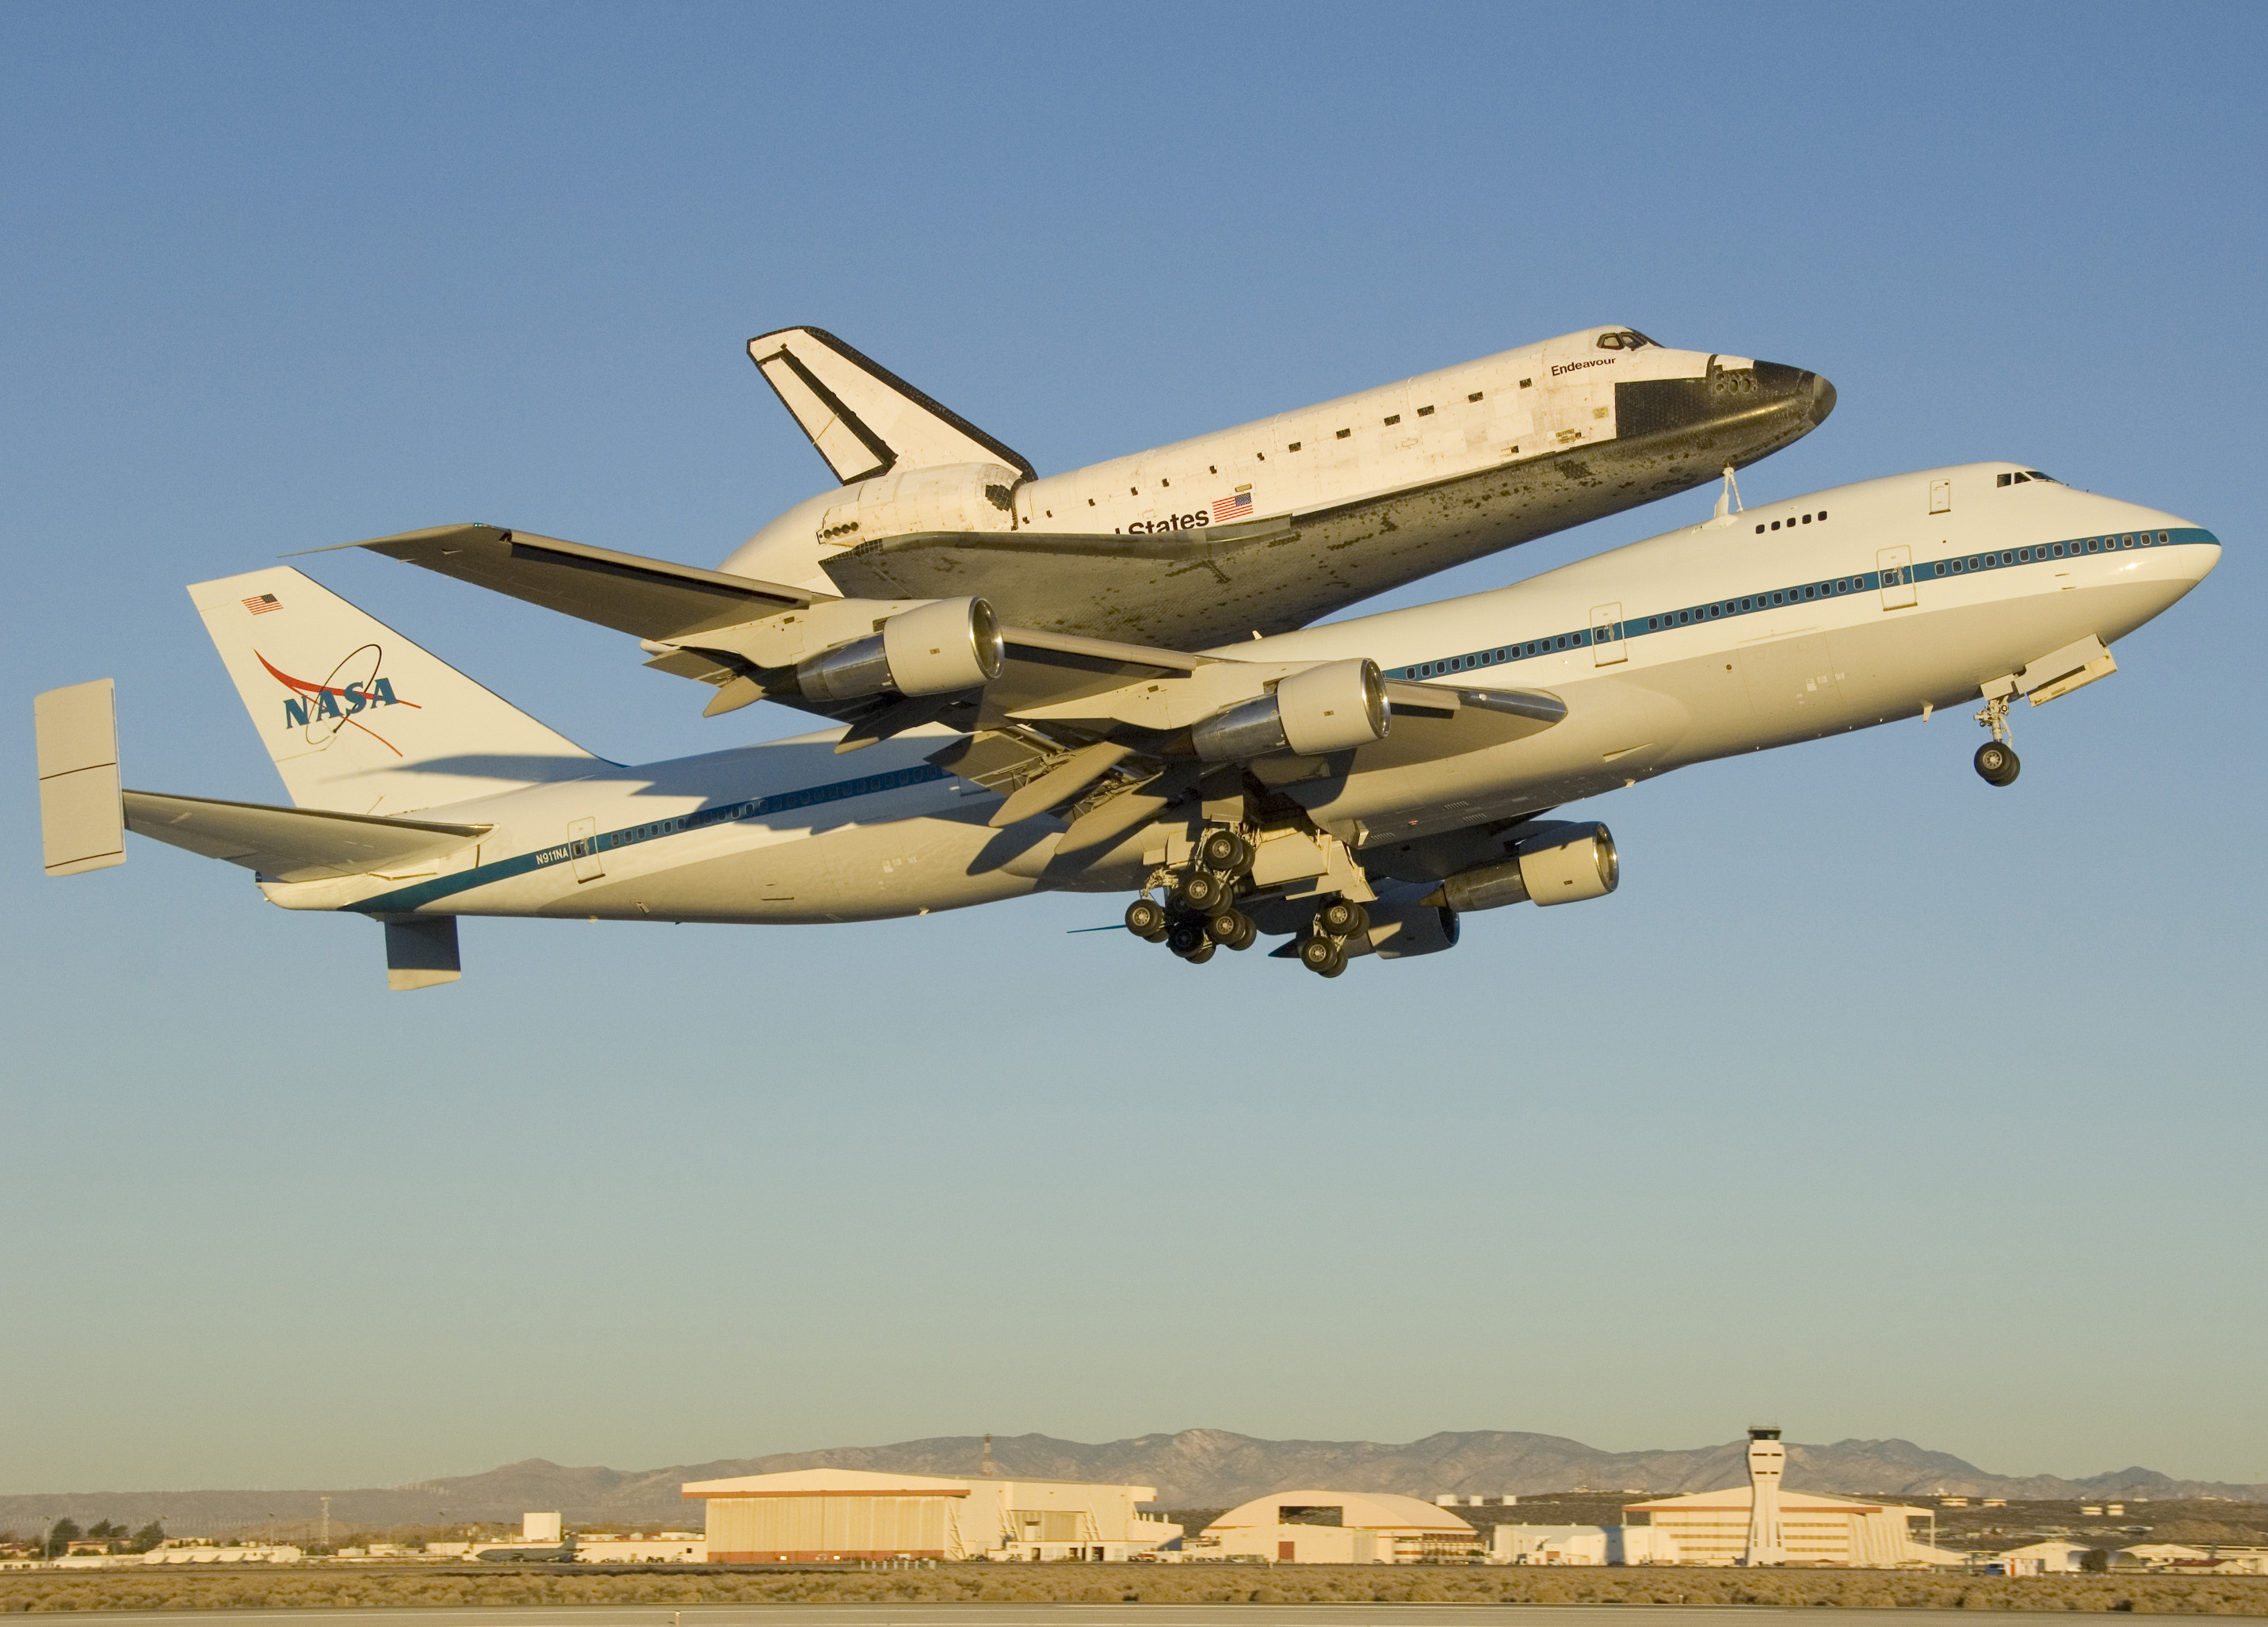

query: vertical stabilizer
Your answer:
[748,327,1034,485]
[190,567,599,815]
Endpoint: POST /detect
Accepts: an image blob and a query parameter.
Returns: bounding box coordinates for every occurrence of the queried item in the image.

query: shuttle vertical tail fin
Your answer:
[190,567,600,815]
[748,326,1034,485]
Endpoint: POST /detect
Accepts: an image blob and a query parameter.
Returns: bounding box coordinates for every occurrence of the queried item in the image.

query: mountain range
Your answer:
[6,1429,2262,1537]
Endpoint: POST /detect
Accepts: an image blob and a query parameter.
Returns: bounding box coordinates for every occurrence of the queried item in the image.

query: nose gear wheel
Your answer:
[1973,691,2020,787]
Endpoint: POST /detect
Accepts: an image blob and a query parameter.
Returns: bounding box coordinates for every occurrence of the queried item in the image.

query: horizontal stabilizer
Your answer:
[35,678,125,877]
[749,327,1034,485]
[343,524,824,640]
[124,790,489,883]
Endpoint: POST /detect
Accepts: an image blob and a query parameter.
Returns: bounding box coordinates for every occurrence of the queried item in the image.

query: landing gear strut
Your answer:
[1973,692,2022,787]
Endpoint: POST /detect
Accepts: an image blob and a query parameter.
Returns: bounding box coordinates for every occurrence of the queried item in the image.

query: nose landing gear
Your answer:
[1973,689,2022,787]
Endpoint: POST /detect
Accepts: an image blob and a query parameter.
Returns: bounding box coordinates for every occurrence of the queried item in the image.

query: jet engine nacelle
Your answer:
[1190,659,1389,760]
[796,596,1005,702]
[818,462,1023,545]
[1427,820,1619,911]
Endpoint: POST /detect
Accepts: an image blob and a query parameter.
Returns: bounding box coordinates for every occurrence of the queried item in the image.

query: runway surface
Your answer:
[58,1606,2217,1627]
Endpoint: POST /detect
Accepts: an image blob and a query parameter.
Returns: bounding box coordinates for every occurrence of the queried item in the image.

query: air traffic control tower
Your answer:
[1742,1426,1786,1566]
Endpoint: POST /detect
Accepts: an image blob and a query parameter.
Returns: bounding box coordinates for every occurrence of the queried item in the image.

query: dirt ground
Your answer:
[2,1564,2266,1614]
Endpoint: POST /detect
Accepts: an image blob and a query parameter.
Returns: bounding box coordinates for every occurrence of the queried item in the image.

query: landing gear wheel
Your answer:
[1207,907,1256,950]
[1181,940,1216,965]
[1166,919,1211,958]
[1974,741,2021,787]
[1298,934,1346,977]
[1317,897,1369,938]
[1178,869,1227,911]
[1199,829,1254,874]
[1124,898,1170,941]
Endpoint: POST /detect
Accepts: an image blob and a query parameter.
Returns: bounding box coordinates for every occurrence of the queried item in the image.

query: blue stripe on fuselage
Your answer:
[349,762,952,915]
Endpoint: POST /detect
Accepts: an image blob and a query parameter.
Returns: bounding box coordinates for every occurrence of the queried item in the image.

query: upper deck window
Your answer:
[1594,330,1656,350]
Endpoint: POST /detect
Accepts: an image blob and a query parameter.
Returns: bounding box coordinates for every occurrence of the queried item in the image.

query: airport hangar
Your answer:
[1190,1491,1483,1564]
[685,1468,1182,1562]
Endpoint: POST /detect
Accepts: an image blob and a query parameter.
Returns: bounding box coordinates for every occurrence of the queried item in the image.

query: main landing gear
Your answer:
[1972,691,2022,787]
[1124,827,1259,964]
[1125,824,1375,976]
[1295,896,1369,979]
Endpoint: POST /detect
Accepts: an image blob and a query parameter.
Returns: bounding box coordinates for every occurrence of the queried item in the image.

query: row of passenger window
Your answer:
[1390,532,2184,682]
[1648,573,1881,632]
[1938,531,2170,575]
[1754,510,1827,533]
[1398,628,1594,678]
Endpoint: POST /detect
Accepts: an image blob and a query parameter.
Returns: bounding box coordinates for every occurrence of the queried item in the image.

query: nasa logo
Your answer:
[257,645,420,753]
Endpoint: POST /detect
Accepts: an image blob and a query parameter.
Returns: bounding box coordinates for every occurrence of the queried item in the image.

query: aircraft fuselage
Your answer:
[269,462,2216,935]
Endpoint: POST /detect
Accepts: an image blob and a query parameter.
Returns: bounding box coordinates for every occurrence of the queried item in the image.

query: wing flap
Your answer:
[124,790,489,883]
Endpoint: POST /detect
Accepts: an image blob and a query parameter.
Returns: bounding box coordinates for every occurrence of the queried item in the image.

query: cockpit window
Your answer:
[2026,470,2056,483]
[1998,469,2060,487]
[1595,329,1656,350]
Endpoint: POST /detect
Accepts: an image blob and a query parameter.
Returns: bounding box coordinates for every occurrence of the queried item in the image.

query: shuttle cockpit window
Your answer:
[1594,329,1657,350]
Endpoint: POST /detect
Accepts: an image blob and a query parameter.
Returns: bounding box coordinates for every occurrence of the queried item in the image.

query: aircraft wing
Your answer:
[337,523,827,640]
[123,790,490,882]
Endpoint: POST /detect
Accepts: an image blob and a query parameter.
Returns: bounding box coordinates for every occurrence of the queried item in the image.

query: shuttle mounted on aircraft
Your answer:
[37,461,2217,986]
[712,324,1835,654]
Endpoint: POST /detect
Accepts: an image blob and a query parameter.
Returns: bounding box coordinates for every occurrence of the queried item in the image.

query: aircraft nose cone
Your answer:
[1753,361,1836,426]
[1806,372,1836,426]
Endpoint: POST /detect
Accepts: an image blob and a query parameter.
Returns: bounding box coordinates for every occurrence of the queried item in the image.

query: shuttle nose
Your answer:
[1753,361,1836,428]
[1614,359,1834,457]
[1806,372,1835,426]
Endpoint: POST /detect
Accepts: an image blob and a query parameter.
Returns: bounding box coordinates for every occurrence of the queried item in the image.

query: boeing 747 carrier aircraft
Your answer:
[36,463,2216,985]
[342,325,1832,686]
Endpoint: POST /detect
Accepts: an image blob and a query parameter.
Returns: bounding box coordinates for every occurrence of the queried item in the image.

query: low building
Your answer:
[684,1467,1179,1562]
[1625,1487,1935,1567]
[1193,1491,1481,1564]
[1489,1525,1683,1565]
[1990,1540,2094,1575]
[571,1537,706,1564]
[2118,1543,2268,1575]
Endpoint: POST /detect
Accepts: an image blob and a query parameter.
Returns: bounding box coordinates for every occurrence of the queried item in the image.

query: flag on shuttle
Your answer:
[1212,491,1254,523]
[242,593,282,615]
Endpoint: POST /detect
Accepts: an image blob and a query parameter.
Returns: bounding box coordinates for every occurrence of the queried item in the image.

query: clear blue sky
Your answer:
[4,2,2263,1496]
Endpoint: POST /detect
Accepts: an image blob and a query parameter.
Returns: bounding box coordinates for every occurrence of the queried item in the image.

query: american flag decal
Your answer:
[1212,491,1254,523]
[243,593,282,615]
